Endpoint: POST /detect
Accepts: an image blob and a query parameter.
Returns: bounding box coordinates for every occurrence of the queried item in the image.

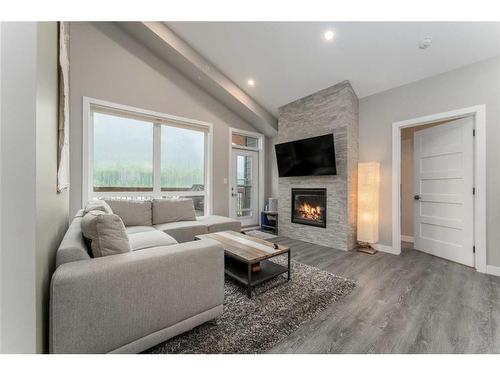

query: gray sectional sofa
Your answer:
[50,198,241,354]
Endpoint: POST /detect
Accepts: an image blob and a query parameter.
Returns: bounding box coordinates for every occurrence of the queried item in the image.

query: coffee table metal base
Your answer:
[224,250,291,298]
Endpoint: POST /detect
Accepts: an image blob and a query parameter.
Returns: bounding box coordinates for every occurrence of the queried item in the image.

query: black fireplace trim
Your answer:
[291,188,327,228]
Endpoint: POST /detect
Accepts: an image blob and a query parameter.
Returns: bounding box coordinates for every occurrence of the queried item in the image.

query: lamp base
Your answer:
[357,242,378,255]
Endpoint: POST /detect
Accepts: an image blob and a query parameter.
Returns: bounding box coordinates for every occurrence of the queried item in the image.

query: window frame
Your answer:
[83,97,213,215]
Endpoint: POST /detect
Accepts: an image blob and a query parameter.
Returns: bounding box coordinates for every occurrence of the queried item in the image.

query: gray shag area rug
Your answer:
[145,257,356,354]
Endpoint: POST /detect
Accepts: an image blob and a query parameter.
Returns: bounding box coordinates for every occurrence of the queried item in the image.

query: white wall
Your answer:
[0,21,69,354]
[69,22,260,217]
[0,22,38,353]
[359,56,500,267]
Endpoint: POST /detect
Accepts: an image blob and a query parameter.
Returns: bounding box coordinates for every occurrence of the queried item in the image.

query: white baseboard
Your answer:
[486,265,500,277]
[372,243,399,255]
[401,235,414,243]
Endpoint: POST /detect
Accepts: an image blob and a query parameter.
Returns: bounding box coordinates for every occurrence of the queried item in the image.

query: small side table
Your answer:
[261,211,278,235]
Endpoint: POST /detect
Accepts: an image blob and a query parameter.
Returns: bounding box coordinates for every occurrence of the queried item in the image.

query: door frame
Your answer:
[391,105,486,273]
[228,127,265,227]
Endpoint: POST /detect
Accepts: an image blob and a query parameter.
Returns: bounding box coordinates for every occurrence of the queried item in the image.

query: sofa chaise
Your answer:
[50,198,241,354]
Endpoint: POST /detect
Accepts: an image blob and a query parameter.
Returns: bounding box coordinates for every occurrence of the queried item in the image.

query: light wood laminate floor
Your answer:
[267,237,500,353]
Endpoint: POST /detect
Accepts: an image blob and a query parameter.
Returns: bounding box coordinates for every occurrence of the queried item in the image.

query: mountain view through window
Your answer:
[93,111,206,192]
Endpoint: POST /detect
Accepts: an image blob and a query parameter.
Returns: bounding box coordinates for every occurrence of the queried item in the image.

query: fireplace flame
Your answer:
[298,202,323,221]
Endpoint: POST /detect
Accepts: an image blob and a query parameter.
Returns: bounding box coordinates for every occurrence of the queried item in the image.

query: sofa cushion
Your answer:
[197,215,241,233]
[125,226,157,235]
[152,198,196,225]
[105,199,152,226]
[154,221,208,243]
[81,210,131,258]
[128,230,178,251]
[84,199,113,215]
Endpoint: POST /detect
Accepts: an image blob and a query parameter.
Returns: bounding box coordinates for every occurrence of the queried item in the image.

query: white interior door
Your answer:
[230,149,259,227]
[413,117,474,266]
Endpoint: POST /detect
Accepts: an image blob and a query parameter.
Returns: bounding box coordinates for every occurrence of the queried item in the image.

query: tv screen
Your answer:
[275,134,336,177]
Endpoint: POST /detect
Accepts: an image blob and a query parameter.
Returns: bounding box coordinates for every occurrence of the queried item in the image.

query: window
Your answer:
[236,154,253,217]
[93,112,154,191]
[232,133,259,148]
[161,126,205,191]
[87,101,212,216]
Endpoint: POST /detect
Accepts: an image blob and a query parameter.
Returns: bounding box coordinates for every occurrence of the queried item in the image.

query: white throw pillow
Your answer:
[84,199,113,215]
[81,210,131,258]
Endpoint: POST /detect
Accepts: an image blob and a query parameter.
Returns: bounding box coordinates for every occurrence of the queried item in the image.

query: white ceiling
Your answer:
[167,22,500,116]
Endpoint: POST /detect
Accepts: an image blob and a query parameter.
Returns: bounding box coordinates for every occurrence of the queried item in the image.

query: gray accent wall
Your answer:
[35,22,70,353]
[277,81,358,251]
[359,56,500,267]
[68,22,260,217]
[266,135,279,200]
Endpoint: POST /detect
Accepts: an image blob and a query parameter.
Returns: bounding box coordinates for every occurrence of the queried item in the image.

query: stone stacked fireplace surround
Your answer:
[277,81,359,251]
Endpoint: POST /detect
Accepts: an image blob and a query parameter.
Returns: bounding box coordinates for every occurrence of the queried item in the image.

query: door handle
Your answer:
[414,195,421,200]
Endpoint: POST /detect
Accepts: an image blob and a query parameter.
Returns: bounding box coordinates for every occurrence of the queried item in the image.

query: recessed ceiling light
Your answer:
[247,79,255,87]
[324,30,334,41]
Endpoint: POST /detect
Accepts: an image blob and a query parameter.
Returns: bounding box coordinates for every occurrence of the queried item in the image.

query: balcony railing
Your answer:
[91,185,206,216]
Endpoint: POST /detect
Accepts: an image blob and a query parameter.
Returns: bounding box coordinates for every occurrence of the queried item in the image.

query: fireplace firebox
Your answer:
[291,188,327,228]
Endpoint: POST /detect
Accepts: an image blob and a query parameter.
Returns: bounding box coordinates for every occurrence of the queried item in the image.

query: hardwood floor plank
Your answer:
[265,236,500,353]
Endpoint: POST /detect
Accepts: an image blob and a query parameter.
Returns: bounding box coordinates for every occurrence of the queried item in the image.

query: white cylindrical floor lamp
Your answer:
[357,162,380,254]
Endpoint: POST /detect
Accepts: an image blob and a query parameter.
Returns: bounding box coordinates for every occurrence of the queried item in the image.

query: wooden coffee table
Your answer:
[195,231,291,298]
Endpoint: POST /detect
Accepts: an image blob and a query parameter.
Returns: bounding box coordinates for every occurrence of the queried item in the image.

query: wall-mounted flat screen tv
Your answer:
[275,134,336,177]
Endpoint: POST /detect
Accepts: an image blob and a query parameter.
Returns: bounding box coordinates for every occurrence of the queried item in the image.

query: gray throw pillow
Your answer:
[84,199,113,215]
[152,198,196,225]
[81,210,131,258]
[105,199,152,226]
